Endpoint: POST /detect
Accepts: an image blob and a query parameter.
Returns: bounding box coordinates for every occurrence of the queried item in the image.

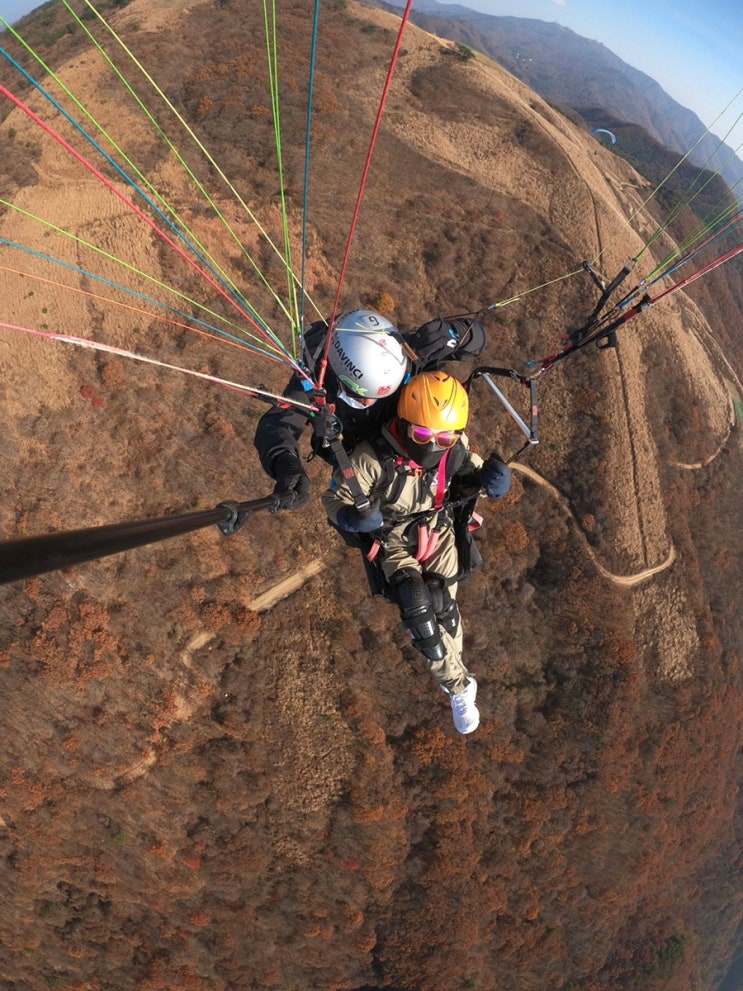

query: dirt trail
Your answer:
[511,462,676,586]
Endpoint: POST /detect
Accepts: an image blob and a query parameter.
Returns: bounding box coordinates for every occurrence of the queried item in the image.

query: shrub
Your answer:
[454,42,475,62]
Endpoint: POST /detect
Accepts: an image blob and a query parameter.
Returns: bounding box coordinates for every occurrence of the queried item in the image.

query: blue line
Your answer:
[647,215,743,289]
[0,238,287,361]
[0,45,295,358]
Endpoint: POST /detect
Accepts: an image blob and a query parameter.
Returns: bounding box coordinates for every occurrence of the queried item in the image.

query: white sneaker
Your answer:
[448,678,479,735]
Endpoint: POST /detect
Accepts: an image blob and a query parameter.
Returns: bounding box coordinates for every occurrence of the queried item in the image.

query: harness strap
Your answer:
[364,424,468,565]
[416,524,440,562]
[328,437,371,512]
[312,397,371,512]
[433,454,448,510]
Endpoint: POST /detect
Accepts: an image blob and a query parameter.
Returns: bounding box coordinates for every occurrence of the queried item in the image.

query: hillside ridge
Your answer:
[373,0,743,198]
[0,2,742,989]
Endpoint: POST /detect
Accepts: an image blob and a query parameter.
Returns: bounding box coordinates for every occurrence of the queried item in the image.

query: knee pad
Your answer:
[391,568,445,662]
[425,575,460,637]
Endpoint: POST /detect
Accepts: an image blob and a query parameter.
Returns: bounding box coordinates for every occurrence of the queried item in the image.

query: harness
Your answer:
[365,422,468,566]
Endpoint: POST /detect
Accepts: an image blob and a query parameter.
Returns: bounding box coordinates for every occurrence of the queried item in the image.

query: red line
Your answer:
[651,241,743,302]
[0,83,314,384]
[316,0,415,389]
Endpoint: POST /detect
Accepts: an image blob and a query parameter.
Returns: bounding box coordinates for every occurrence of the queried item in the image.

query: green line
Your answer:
[642,161,742,283]
[263,0,300,350]
[642,135,743,272]
[53,1,292,350]
[631,101,743,265]
[0,198,289,358]
[648,193,742,282]
[2,11,274,340]
[582,90,743,277]
[77,0,322,344]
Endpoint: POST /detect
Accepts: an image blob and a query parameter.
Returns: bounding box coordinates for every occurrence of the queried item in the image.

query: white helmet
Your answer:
[329,309,408,401]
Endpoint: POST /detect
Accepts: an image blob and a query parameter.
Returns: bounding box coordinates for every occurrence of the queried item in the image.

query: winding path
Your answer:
[511,462,676,586]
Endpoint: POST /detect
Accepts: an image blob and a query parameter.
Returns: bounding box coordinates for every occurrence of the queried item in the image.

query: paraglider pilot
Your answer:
[322,370,511,734]
[254,309,487,509]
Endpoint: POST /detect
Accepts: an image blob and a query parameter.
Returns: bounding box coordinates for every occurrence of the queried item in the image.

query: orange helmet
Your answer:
[397,371,469,431]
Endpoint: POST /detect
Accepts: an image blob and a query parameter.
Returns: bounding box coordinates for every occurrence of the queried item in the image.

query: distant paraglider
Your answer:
[590,127,617,145]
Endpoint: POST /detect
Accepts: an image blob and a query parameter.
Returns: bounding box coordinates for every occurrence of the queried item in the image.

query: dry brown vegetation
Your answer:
[1,2,742,990]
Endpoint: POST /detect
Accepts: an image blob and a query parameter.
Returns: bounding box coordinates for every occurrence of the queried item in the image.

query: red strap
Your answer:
[389,420,450,509]
[433,454,448,510]
[416,525,440,562]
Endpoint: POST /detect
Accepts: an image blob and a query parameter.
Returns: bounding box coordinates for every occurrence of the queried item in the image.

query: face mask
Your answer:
[337,385,376,410]
[401,435,448,469]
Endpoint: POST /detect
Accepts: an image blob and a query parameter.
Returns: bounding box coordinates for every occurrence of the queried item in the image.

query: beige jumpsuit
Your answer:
[322,425,483,695]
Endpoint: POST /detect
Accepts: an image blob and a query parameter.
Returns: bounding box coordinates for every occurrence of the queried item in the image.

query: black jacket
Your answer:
[253,317,487,479]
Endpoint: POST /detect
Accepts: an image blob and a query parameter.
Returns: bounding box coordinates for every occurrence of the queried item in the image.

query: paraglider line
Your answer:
[0,82,314,386]
[0,39,276,337]
[0,262,291,362]
[0,240,289,363]
[317,0,415,389]
[533,241,743,375]
[61,0,324,338]
[0,321,320,410]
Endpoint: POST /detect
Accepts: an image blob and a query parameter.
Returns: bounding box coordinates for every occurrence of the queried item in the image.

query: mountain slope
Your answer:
[0,2,742,990]
[375,0,743,198]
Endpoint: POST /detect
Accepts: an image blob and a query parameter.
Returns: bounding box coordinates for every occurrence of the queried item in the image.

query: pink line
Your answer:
[0,83,314,385]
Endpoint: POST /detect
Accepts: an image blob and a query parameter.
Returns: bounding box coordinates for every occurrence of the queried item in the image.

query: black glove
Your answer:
[271,452,310,511]
[405,318,487,366]
[336,498,384,533]
[479,453,511,500]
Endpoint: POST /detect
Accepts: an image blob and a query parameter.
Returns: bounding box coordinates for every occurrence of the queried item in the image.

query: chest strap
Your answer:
[366,442,452,564]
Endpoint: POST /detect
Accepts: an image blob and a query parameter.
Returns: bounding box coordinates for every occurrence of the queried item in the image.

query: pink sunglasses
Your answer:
[408,424,461,449]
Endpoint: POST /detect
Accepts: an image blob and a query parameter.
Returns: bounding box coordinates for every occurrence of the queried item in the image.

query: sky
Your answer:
[456,0,743,138]
[2,0,742,138]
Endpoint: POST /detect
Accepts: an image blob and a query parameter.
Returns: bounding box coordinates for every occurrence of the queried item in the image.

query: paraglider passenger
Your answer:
[253,309,487,509]
[322,370,511,734]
